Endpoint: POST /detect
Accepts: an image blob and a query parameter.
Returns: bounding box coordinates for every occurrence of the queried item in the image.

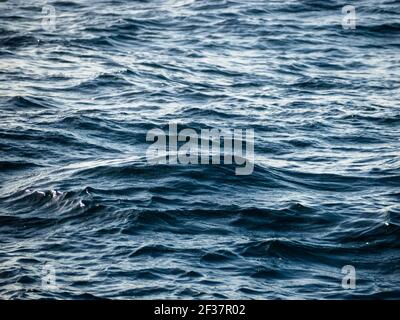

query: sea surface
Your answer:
[1,0,400,299]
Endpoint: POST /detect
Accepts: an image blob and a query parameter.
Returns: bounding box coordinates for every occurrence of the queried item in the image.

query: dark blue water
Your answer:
[1,0,400,299]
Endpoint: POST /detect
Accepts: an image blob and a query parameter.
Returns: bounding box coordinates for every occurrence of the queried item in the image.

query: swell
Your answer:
[1,0,400,300]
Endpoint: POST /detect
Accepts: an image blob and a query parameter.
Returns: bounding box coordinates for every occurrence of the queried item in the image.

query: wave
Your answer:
[1,0,400,299]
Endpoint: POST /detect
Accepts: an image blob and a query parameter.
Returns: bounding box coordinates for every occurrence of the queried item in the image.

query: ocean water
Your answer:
[1,0,400,299]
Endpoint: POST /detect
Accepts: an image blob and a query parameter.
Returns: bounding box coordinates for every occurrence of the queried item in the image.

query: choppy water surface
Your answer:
[1,0,400,299]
